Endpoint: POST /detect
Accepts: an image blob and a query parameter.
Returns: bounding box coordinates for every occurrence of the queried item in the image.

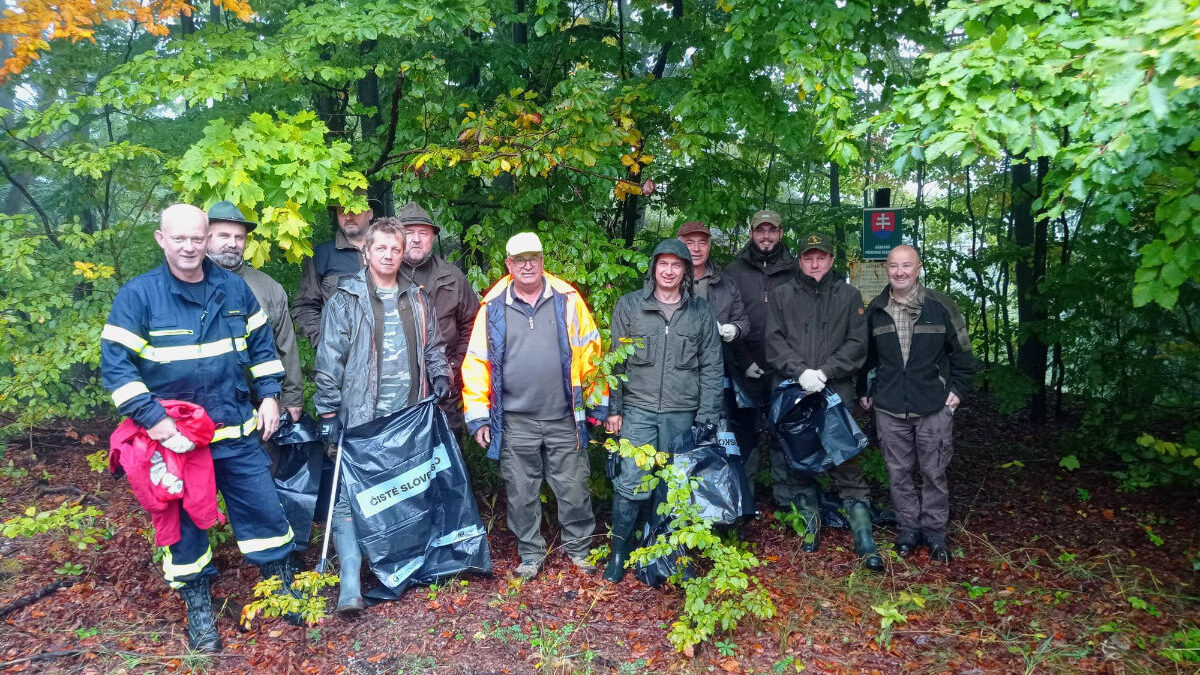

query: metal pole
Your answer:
[315,433,345,575]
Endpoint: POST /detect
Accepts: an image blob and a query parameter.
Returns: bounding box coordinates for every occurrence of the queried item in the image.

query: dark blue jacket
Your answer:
[101,259,284,456]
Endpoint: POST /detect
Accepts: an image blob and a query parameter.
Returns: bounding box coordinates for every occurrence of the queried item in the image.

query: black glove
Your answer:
[692,420,717,445]
[317,416,342,446]
[432,376,451,403]
[606,451,621,481]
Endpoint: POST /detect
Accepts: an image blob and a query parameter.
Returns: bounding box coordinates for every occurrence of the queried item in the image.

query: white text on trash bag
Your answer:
[355,445,451,518]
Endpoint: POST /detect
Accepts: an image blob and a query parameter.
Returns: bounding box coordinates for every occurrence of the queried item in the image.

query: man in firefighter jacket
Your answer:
[101,204,298,652]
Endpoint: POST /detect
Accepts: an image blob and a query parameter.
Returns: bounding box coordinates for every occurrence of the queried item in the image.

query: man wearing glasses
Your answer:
[462,233,608,580]
[723,210,798,483]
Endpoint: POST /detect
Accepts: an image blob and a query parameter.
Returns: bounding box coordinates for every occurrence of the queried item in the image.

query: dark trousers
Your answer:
[875,407,955,538]
[162,439,294,588]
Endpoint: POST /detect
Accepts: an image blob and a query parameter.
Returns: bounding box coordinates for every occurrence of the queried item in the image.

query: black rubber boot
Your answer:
[604,496,643,582]
[844,499,884,572]
[179,577,222,652]
[259,557,306,626]
[332,516,365,614]
[926,532,951,563]
[897,529,922,558]
[795,487,822,553]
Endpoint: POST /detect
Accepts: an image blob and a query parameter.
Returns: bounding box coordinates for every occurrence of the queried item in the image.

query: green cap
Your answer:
[207,201,257,232]
[751,209,781,228]
[799,232,834,255]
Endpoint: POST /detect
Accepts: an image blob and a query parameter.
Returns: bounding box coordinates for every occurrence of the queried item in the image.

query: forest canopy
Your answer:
[2,0,1199,490]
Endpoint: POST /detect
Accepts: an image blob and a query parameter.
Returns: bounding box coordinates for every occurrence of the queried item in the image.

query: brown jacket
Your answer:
[232,263,304,410]
[402,254,480,380]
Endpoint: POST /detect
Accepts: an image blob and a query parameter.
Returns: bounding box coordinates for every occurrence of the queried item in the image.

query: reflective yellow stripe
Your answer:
[111,381,150,407]
[246,310,269,332]
[143,337,245,363]
[163,545,213,586]
[572,329,600,348]
[212,414,258,442]
[237,526,294,555]
[249,359,285,378]
[101,324,148,353]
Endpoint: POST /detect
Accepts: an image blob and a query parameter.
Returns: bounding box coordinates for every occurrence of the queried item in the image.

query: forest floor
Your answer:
[1,400,1198,675]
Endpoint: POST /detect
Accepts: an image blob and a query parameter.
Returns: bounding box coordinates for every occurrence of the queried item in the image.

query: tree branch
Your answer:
[365,68,405,177]
[0,157,60,248]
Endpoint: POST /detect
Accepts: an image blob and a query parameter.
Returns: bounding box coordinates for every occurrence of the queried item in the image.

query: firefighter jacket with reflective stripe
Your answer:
[462,273,609,460]
[109,400,225,546]
[101,259,284,456]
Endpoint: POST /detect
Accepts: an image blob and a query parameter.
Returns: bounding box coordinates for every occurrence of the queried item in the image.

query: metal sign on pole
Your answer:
[862,208,903,260]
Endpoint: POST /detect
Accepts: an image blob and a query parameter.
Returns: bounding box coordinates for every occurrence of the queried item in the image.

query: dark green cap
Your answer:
[799,232,834,255]
[395,201,439,233]
[207,201,257,232]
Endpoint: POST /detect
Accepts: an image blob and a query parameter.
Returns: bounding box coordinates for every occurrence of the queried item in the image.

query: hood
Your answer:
[738,240,795,273]
[646,238,696,297]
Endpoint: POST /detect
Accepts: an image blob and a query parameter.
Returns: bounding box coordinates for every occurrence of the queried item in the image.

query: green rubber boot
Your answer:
[844,498,884,572]
[796,487,822,553]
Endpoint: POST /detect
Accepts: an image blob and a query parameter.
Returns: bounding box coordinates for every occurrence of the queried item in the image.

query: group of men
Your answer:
[101,200,972,653]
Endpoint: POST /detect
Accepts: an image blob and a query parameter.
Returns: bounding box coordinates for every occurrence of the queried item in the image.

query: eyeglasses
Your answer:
[753,225,781,234]
[510,255,542,268]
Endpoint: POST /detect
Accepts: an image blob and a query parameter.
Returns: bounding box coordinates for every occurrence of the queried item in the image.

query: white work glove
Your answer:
[160,432,195,454]
[745,362,765,379]
[717,323,738,342]
[798,368,827,393]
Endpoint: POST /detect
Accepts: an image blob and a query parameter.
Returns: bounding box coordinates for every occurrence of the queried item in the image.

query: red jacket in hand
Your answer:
[109,400,226,546]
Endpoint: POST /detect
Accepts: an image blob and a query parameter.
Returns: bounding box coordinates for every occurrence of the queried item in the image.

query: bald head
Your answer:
[161,203,208,230]
[155,204,209,282]
[886,245,922,297]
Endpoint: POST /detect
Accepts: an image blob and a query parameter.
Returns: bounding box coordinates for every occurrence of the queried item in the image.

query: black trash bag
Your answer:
[768,383,868,475]
[271,413,325,551]
[337,398,492,600]
[820,390,869,466]
[634,424,750,587]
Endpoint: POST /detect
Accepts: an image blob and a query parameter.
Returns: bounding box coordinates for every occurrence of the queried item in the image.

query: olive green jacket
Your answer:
[232,263,304,411]
[609,283,724,423]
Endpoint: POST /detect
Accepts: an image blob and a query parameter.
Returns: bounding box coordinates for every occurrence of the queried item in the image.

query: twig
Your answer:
[0,578,76,619]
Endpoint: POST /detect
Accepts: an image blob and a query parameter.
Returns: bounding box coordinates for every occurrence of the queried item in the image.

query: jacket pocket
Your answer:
[223,311,251,364]
[627,334,656,366]
[675,334,699,370]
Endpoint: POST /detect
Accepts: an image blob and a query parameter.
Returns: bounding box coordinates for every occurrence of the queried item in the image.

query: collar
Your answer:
[505,276,550,307]
[888,283,925,309]
[334,228,364,252]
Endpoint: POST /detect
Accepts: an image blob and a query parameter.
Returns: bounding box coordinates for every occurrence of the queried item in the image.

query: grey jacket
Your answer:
[232,263,304,411]
[313,269,450,427]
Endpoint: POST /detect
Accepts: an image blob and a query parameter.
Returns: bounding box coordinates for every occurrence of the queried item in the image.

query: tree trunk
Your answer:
[1011,156,1048,423]
[831,162,844,260]
[356,42,393,216]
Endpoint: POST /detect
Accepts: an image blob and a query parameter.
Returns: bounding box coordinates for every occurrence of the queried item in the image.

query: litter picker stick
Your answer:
[315,432,345,575]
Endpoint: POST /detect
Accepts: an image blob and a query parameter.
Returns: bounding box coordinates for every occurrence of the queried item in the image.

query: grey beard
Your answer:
[209,251,244,269]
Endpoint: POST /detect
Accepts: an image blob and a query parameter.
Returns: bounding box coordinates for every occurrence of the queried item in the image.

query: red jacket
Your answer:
[109,400,225,546]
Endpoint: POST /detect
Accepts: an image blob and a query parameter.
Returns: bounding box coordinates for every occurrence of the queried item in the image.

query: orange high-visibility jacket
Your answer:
[461,273,608,459]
